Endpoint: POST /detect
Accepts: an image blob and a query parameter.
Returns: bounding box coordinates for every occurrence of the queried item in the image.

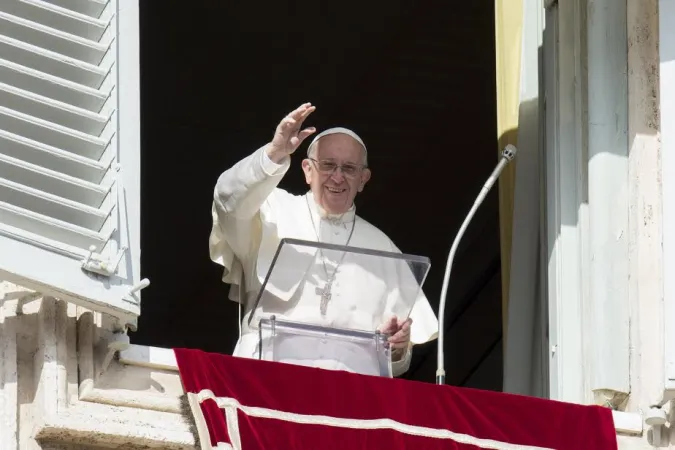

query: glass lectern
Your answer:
[247,238,430,377]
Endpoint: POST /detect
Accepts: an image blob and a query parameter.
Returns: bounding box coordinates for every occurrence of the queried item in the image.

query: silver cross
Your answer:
[316,282,332,315]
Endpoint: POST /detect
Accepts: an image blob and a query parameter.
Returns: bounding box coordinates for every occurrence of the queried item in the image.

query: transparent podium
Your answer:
[247,238,430,377]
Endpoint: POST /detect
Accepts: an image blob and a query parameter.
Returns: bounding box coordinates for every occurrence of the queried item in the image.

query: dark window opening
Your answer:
[133,0,502,389]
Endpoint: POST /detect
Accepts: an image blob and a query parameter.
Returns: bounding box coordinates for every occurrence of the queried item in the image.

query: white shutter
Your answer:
[0,0,144,328]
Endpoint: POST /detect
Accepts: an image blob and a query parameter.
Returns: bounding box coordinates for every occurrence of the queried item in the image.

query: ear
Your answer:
[358,168,371,192]
[301,159,312,185]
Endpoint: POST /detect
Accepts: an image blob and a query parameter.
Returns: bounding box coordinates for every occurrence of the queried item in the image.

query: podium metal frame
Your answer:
[258,315,392,377]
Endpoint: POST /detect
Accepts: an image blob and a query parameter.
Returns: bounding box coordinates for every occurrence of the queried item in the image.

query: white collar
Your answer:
[305,191,356,224]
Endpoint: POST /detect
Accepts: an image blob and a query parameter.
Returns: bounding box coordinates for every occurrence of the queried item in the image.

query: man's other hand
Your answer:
[379,316,412,350]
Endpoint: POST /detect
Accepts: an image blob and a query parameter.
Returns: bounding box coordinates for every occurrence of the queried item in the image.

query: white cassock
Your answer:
[209,146,439,376]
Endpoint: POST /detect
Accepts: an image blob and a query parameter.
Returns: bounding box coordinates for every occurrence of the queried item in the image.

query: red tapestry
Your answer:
[174,348,618,450]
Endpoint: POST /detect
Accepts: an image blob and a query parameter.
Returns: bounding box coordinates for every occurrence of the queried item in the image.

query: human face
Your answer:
[301,134,371,214]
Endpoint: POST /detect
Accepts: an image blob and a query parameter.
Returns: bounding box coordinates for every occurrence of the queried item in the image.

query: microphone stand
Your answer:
[436,145,518,385]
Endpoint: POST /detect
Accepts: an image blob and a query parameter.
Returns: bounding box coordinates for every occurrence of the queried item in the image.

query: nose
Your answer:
[330,168,345,183]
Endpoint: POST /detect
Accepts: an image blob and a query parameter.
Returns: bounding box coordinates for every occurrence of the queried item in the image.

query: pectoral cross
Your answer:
[316,281,332,315]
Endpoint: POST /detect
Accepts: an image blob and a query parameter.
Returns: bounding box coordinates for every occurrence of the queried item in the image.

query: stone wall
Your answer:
[0,281,196,449]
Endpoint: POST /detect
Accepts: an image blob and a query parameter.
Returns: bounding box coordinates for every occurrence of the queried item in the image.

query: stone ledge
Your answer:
[78,377,183,414]
[613,410,643,435]
[119,343,179,372]
[34,405,195,449]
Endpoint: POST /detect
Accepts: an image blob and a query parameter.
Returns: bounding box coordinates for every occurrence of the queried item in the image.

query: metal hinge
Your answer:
[81,245,127,277]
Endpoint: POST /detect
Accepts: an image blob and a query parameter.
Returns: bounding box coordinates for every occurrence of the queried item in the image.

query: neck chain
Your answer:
[305,195,356,315]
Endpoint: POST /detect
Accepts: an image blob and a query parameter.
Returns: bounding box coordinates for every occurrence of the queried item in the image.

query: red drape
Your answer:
[174,348,618,450]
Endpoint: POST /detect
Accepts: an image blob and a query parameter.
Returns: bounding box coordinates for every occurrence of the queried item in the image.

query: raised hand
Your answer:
[266,103,316,162]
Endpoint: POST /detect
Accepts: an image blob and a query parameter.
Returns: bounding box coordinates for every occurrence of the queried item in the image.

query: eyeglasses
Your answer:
[308,158,366,178]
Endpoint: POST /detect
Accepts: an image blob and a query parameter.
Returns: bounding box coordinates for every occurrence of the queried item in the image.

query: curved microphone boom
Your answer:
[436,144,517,385]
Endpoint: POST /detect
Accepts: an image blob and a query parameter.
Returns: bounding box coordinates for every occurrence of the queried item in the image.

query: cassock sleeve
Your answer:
[209,146,290,302]
[408,293,439,344]
[391,342,414,377]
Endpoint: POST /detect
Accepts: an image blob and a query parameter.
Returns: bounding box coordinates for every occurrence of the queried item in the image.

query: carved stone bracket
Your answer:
[0,286,196,449]
[77,310,184,415]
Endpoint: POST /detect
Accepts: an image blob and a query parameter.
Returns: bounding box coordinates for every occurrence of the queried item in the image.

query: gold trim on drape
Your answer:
[495,0,523,345]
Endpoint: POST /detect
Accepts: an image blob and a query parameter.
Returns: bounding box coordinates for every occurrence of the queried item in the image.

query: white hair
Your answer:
[306,127,368,166]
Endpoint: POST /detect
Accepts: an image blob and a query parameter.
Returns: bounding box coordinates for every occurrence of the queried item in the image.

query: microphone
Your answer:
[436,144,518,385]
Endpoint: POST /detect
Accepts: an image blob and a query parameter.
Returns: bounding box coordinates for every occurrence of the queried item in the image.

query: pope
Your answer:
[209,103,439,376]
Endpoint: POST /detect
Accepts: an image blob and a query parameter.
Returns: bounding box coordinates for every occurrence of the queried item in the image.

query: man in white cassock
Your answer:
[209,103,438,376]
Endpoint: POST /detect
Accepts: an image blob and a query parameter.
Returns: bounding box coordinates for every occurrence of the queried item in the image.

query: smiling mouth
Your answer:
[325,186,347,194]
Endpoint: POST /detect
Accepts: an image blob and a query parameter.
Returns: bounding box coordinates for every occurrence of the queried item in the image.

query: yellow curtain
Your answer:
[495,0,523,345]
